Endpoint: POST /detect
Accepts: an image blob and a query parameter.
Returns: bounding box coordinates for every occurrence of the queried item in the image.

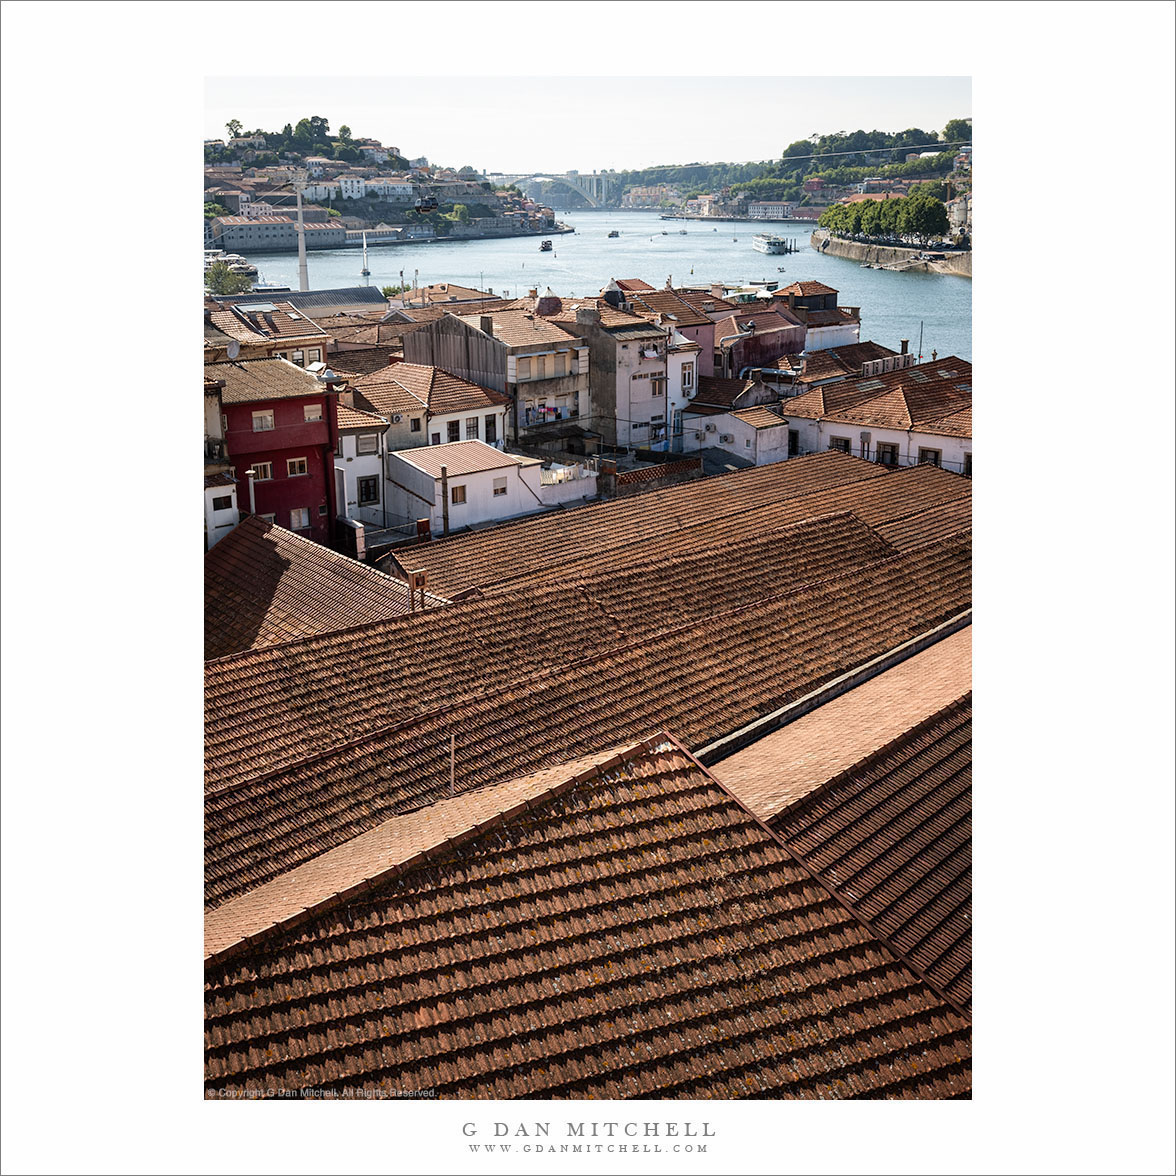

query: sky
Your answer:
[205,75,971,174]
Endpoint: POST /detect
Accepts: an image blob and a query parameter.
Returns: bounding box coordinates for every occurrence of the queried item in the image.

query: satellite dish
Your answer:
[227,340,240,360]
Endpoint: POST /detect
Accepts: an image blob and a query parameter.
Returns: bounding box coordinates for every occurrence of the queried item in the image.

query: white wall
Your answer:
[385,454,550,533]
[335,431,386,525]
[425,406,508,448]
[616,336,670,449]
[701,412,792,466]
[788,413,971,474]
[539,462,598,506]
[204,483,239,549]
[803,322,861,351]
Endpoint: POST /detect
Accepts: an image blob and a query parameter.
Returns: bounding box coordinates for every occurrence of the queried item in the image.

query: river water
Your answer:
[242,208,971,361]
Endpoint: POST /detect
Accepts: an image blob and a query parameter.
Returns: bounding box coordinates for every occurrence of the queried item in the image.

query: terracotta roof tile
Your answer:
[204,517,440,660]
[713,628,971,817]
[205,358,329,404]
[205,737,970,1099]
[455,309,580,348]
[393,440,539,479]
[795,342,899,383]
[336,405,388,431]
[730,405,791,429]
[204,529,971,905]
[779,280,839,297]
[770,697,973,1009]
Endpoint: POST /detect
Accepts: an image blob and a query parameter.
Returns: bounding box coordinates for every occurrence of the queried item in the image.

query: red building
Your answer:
[206,358,341,546]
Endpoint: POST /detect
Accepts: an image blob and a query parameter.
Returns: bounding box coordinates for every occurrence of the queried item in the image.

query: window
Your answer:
[485,414,497,444]
[682,362,695,391]
[290,350,305,367]
[829,437,851,453]
[651,413,664,423]
[259,513,276,524]
[745,438,752,449]
[876,442,899,467]
[335,436,343,457]
[290,507,310,530]
[918,447,942,467]
[651,375,667,397]
[287,457,309,477]
[357,433,379,455]
[252,410,274,432]
[451,484,467,504]
[358,476,379,504]
[788,429,800,457]
[516,356,531,380]
[554,352,567,377]
[211,495,233,511]
[431,432,441,445]
[964,452,972,477]
[410,417,422,433]
[447,421,460,443]
[251,462,273,481]
[308,349,322,364]
[493,477,508,497]
[465,416,479,440]
[318,504,328,516]
[304,403,323,422]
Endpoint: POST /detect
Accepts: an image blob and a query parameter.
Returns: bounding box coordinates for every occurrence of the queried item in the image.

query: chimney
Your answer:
[440,465,450,536]
[528,288,538,299]
[900,339,909,355]
[480,316,494,337]
[385,354,404,365]
[787,293,797,311]
[710,284,724,299]
[575,306,601,327]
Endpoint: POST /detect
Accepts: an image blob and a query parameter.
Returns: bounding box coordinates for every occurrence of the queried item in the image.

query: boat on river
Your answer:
[753,233,788,255]
[539,239,553,252]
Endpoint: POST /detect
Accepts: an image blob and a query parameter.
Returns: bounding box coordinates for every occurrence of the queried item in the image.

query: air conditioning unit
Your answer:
[705,423,717,433]
[719,434,734,444]
[392,414,403,423]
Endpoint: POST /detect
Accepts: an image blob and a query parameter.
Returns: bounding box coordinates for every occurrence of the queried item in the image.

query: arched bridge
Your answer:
[489,171,616,207]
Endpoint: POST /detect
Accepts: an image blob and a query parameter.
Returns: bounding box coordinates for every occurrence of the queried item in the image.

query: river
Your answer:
[240,208,971,361]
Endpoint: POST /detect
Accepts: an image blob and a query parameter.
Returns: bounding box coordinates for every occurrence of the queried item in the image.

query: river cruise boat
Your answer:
[752,233,788,255]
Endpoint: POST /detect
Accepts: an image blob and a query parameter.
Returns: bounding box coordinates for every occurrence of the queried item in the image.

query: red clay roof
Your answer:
[205,358,329,404]
[396,451,969,600]
[770,696,973,1010]
[713,628,972,818]
[779,280,839,297]
[689,375,756,409]
[205,736,970,1099]
[794,341,900,384]
[204,528,971,906]
[204,516,439,660]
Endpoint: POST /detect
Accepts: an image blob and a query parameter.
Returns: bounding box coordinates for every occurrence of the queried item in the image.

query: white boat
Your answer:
[753,234,788,255]
[360,232,370,276]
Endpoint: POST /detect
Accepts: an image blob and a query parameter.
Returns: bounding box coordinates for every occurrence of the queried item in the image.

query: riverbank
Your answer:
[810,230,972,277]
[661,212,818,225]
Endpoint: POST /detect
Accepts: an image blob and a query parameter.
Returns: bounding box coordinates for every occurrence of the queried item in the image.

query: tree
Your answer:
[204,202,229,219]
[226,118,242,140]
[338,124,352,141]
[381,283,409,297]
[450,203,471,223]
[943,118,971,145]
[205,261,254,296]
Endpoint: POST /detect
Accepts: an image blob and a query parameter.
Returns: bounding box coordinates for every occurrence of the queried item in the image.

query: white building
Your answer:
[204,472,240,549]
[366,179,415,201]
[334,403,390,527]
[782,357,972,476]
[683,405,793,466]
[385,440,596,534]
[339,174,368,199]
[747,200,797,219]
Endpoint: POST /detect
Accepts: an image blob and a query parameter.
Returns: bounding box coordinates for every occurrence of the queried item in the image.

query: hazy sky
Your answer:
[205,76,970,174]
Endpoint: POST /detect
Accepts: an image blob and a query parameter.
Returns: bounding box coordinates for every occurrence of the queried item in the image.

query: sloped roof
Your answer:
[354,362,509,418]
[398,452,970,600]
[730,405,791,429]
[690,375,756,408]
[624,288,713,328]
[770,696,973,1010]
[796,341,899,384]
[336,404,388,431]
[231,286,388,316]
[779,280,839,297]
[455,309,579,348]
[327,346,409,377]
[204,516,437,660]
[228,302,329,341]
[205,736,970,1099]
[205,358,327,404]
[204,529,971,904]
[785,358,972,439]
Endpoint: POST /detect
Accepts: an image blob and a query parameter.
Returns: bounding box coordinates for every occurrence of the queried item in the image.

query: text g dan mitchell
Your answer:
[462,1122,715,1139]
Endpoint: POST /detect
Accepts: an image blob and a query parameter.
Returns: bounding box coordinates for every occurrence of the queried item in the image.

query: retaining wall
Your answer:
[811,231,971,277]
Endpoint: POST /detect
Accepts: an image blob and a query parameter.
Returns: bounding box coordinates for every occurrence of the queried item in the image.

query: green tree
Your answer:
[226,118,242,139]
[338,124,352,141]
[943,118,971,145]
[450,203,471,223]
[381,283,409,297]
[204,202,229,219]
[205,261,254,296]
[326,207,341,217]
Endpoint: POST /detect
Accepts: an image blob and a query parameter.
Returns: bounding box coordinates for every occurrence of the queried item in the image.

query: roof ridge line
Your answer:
[204,737,663,969]
[661,730,971,1021]
[206,539,970,795]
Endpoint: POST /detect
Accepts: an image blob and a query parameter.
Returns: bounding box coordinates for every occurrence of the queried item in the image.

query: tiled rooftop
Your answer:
[205,358,329,404]
[396,452,969,599]
[204,529,971,904]
[770,697,973,1010]
[204,516,440,660]
[455,309,581,348]
[713,628,972,817]
[730,405,791,429]
[362,362,509,418]
[205,737,970,1099]
[689,375,756,409]
[784,358,972,439]
[779,280,839,297]
[795,342,900,383]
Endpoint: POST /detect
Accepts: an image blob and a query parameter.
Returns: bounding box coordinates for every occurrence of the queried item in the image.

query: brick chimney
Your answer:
[900,339,909,355]
[480,316,494,337]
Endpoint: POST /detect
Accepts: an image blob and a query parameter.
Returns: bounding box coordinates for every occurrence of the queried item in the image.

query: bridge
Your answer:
[487,171,617,207]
